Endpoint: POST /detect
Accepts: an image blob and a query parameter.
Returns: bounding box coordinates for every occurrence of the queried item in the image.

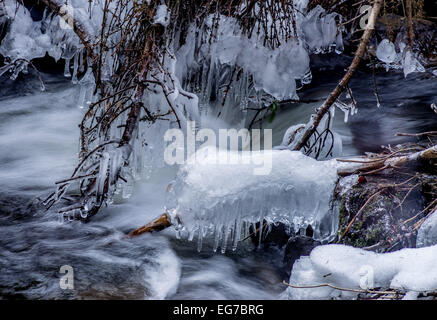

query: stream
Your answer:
[1,57,436,299]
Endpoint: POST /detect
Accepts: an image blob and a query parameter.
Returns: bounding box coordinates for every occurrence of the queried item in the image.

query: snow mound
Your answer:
[167,148,339,252]
[284,244,437,300]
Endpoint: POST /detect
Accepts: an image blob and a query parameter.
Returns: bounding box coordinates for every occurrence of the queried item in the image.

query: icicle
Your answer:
[232,214,242,251]
[258,213,265,247]
[109,148,123,184]
[213,225,221,252]
[197,226,203,252]
[72,53,79,84]
[77,86,86,109]
[188,227,197,242]
[221,225,230,254]
[344,108,349,123]
[64,58,71,77]
[77,67,95,108]
[121,173,134,199]
[79,50,85,73]
[122,184,133,199]
[97,152,110,199]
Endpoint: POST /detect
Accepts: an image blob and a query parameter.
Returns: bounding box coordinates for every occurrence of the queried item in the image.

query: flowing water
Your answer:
[0,59,436,299]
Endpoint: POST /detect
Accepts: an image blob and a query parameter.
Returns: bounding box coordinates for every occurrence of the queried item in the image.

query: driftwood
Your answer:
[128,213,172,237]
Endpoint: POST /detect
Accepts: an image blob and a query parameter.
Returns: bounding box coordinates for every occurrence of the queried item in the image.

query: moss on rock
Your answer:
[335,171,432,252]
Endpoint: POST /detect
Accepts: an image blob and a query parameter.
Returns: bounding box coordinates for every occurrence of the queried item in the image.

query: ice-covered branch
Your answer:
[289,0,383,152]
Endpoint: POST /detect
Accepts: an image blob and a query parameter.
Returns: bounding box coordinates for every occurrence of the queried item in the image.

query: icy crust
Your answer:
[168,148,339,252]
[284,244,437,300]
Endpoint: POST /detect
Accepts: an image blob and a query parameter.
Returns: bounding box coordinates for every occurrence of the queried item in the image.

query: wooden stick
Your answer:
[128,213,172,237]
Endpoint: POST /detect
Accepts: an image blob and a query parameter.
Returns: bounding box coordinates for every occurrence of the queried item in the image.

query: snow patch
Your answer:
[285,244,437,299]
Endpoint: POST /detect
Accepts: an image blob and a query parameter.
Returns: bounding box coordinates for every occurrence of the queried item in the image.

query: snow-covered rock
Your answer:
[284,244,437,299]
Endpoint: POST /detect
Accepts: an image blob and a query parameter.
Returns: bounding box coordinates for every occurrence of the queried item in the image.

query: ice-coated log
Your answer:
[167,148,339,252]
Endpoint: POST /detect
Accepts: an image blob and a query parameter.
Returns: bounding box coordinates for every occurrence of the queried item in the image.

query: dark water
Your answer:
[0,62,436,299]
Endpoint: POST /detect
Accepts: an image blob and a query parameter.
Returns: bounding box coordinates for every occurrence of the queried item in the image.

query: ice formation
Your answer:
[174,2,344,128]
[402,48,425,78]
[301,5,343,54]
[375,39,425,77]
[416,209,437,248]
[284,244,437,300]
[167,148,339,253]
[0,0,94,66]
[376,39,397,64]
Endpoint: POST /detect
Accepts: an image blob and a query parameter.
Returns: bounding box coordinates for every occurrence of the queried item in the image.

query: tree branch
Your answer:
[291,0,383,151]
